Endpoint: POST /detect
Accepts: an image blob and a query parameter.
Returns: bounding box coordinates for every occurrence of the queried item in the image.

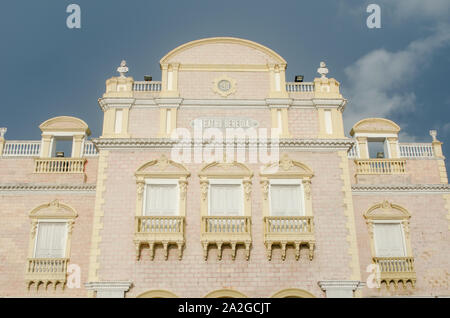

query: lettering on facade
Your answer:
[190,117,259,130]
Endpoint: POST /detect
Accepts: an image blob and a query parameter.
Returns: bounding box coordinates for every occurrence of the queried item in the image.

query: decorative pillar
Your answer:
[430,130,448,183]
[318,280,365,298]
[72,135,85,158]
[85,281,132,298]
[0,128,6,156]
[40,135,53,158]
[356,137,369,159]
[386,137,399,158]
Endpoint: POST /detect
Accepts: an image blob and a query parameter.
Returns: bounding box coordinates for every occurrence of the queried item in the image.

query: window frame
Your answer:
[268,179,305,217]
[372,220,407,257]
[208,179,244,216]
[142,178,180,216]
[33,219,69,259]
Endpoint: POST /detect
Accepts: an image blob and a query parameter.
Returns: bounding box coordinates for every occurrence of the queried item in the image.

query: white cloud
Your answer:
[343,24,450,131]
[379,0,450,21]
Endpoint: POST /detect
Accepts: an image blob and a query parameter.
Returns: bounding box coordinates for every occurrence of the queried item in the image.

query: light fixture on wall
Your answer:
[144,75,152,81]
[294,75,304,82]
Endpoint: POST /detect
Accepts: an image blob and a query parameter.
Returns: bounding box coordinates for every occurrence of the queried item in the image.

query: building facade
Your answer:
[0,37,449,298]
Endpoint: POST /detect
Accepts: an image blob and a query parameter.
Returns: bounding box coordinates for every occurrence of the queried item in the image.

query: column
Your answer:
[85,281,132,298]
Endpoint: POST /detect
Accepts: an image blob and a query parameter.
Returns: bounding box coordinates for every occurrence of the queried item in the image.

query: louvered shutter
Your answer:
[270,184,303,216]
[144,184,177,216]
[35,222,66,258]
[210,184,241,216]
[374,223,406,257]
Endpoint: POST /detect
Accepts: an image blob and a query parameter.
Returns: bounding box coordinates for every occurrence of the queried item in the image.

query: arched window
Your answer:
[137,290,178,298]
[204,289,248,298]
[271,288,315,298]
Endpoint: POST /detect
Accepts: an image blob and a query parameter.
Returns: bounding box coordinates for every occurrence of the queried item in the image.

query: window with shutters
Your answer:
[134,155,190,261]
[373,222,406,257]
[26,200,77,290]
[199,160,253,261]
[260,154,315,261]
[269,180,304,216]
[34,222,67,258]
[364,201,416,288]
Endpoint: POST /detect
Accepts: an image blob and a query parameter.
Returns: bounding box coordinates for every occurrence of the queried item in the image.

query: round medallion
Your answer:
[218,80,232,92]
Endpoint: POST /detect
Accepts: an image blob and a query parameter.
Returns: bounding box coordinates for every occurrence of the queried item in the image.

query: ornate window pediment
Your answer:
[260,154,315,261]
[364,200,411,220]
[26,200,77,291]
[350,118,400,136]
[134,155,190,261]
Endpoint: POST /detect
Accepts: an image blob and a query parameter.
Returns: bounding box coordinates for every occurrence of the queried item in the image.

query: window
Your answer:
[34,222,67,258]
[143,180,178,216]
[373,222,406,257]
[324,110,333,134]
[270,181,304,216]
[114,109,123,134]
[209,180,242,216]
[367,138,389,159]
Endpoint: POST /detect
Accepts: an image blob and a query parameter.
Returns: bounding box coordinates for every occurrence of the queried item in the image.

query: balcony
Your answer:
[134,216,185,260]
[264,216,315,261]
[132,81,162,92]
[355,159,406,175]
[34,158,86,173]
[373,257,416,288]
[25,258,68,290]
[201,216,252,261]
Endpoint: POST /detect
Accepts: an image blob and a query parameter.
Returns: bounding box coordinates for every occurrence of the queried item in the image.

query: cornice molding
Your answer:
[0,183,96,192]
[93,138,355,151]
[318,280,365,291]
[352,184,450,194]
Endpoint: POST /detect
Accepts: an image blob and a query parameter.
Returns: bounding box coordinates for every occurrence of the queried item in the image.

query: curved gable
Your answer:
[29,199,78,219]
[350,118,400,136]
[39,116,90,135]
[135,154,190,179]
[160,37,287,66]
[364,200,411,220]
[260,153,314,178]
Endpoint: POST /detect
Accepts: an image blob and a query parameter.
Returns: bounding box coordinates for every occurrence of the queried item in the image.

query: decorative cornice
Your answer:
[352,184,450,194]
[85,281,133,291]
[92,138,355,151]
[0,183,96,192]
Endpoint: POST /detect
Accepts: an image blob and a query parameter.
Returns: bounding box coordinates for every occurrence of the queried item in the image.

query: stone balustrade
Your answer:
[34,158,86,173]
[285,82,315,92]
[25,258,68,290]
[373,256,416,288]
[134,216,185,260]
[83,141,98,156]
[399,143,433,158]
[132,81,162,92]
[355,159,407,174]
[2,141,41,157]
[263,216,315,261]
[201,216,252,261]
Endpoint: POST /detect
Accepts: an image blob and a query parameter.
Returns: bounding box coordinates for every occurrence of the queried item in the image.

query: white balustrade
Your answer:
[286,82,315,92]
[83,141,98,156]
[399,143,433,158]
[133,81,162,92]
[3,141,41,157]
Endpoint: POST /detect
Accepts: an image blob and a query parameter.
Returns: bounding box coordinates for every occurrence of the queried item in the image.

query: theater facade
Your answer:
[0,37,449,298]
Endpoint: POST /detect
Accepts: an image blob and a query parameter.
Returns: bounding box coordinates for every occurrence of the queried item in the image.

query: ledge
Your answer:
[352,184,450,194]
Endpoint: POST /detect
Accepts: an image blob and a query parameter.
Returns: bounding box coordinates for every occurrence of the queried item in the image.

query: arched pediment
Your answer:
[260,154,314,178]
[136,290,178,298]
[271,288,315,298]
[204,289,247,298]
[135,154,190,179]
[350,118,400,136]
[29,200,77,219]
[198,160,253,178]
[364,200,411,220]
[160,37,286,66]
[39,116,90,135]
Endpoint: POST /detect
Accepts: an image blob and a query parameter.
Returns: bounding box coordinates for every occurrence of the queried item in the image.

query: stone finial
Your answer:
[117,60,129,78]
[317,61,329,79]
[429,130,438,142]
[0,128,6,138]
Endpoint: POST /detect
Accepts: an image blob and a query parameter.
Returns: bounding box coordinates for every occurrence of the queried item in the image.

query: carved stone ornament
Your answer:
[117,60,129,78]
[261,180,269,200]
[317,61,329,79]
[279,153,294,171]
[200,179,209,201]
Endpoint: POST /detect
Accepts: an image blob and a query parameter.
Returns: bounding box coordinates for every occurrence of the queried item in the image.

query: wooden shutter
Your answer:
[144,184,177,216]
[210,184,241,216]
[270,184,303,216]
[374,223,406,257]
[35,222,66,258]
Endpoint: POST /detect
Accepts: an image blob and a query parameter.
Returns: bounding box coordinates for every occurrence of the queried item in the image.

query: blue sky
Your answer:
[1,0,449,163]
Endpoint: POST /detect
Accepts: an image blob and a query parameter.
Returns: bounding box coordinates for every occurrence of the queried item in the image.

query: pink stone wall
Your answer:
[97,150,353,298]
[0,193,95,297]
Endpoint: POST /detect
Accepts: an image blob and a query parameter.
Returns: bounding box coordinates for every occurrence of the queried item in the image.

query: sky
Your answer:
[1,0,449,165]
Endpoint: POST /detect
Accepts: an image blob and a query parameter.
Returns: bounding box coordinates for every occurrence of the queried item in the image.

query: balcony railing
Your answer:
[132,81,162,92]
[83,141,98,156]
[355,159,406,174]
[373,257,416,287]
[25,258,68,290]
[286,82,315,92]
[264,216,315,261]
[3,141,41,157]
[399,143,433,158]
[201,216,252,260]
[34,158,86,173]
[134,216,185,260]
